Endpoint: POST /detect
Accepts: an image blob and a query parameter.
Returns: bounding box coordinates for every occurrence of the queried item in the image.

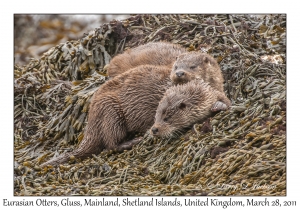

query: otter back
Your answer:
[151,79,231,138]
[107,42,186,77]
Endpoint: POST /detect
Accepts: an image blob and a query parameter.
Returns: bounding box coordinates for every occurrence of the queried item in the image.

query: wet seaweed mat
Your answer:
[14,14,286,196]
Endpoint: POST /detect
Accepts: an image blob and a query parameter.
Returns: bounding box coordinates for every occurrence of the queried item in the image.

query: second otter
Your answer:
[107,42,224,92]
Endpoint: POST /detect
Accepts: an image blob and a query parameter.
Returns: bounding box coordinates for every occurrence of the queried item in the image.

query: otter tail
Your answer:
[40,152,72,167]
[40,137,103,167]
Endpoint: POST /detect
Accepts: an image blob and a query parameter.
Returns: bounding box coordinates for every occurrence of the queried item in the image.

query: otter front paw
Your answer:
[211,101,228,112]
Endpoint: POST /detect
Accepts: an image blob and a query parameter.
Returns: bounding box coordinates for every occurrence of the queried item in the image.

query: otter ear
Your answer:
[178,102,186,110]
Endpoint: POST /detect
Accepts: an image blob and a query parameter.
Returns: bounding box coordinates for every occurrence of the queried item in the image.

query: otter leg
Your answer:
[114,137,143,152]
[101,102,128,150]
[211,93,232,112]
[80,95,128,153]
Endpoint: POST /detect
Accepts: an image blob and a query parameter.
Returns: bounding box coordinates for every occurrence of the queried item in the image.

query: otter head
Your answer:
[170,52,218,85]
[151,80,211,138]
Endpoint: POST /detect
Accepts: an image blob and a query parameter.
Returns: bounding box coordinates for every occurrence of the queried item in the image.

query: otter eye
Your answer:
[174,66,178,70]
[163,117,169,122]
[204,57,210,64]
[190,66,196,69]
[178,102,186,110]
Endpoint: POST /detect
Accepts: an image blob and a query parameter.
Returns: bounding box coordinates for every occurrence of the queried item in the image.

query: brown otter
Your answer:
[106,42,186,77]
[41,65,172,166]
[151,79,231,138]
[41,65,230,167]
[107,42,224,92]
[170,52,224,92]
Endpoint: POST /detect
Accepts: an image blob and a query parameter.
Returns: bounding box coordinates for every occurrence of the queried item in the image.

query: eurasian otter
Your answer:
[151,79,231,138]
[106,42,186,77]
[41,65,172,166]
[170,52,225,92]
[107,42,224,92]
[41,65,230,167]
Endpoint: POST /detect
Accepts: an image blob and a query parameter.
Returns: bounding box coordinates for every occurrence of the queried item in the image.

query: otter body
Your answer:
[170,52,224,92]
[151,80,231,138]
[41,65,173,166]
[107,42,186,77]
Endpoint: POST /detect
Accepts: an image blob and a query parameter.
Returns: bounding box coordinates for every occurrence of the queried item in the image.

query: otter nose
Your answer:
[151,127,158,134]
[176,71,185,77]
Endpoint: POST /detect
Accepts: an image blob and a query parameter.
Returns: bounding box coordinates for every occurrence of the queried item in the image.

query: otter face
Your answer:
[170,65,196,84]
[170,52,215,85]
[151,86,203,138]
[151,99,190,138]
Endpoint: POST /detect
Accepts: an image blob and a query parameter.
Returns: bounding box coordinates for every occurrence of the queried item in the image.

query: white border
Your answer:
[2,0,299,209]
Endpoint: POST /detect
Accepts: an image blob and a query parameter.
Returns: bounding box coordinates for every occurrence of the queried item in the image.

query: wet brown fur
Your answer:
[151,80,231,138]
[41,65,173,166]
[170,52,224,92]
[108,42,224,92]
[107,42,186,77]
[41,45,229,166]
